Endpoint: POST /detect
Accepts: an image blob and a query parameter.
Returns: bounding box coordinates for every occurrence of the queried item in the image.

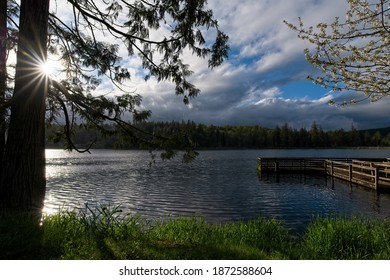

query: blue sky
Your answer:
[57,0,390,131]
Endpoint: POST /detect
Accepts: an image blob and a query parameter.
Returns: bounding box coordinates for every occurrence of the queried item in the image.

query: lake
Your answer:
[44,149,390,233]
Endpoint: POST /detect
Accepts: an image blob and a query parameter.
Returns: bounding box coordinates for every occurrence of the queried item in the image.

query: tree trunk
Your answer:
[0,0,50,212]
[0,0,7,181]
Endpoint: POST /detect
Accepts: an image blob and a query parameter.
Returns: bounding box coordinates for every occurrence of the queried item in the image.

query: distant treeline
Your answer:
[46,121,390,149]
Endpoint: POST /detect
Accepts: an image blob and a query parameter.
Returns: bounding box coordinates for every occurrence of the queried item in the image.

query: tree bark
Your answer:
[0,0,50,212]
[0,0,7,182]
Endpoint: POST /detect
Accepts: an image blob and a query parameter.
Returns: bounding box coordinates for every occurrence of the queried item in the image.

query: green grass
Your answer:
[300,216,390,259]
[1,207,390,260]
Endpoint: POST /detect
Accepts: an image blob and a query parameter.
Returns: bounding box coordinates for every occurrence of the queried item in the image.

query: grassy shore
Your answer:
[1,206,390,260]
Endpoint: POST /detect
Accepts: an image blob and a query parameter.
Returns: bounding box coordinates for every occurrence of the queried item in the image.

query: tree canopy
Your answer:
[285,0,389,105]
[0,0,229,212]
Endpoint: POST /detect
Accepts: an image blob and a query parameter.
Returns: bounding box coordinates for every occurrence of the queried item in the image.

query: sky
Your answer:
[53,0,390,131]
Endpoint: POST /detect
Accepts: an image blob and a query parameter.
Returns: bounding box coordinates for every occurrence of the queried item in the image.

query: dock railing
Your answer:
[257,157,328,173]
[325,160,379,189]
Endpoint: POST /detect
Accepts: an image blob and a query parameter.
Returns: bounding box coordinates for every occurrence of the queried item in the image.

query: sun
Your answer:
[39,61,54,76]
[38,58,63,77]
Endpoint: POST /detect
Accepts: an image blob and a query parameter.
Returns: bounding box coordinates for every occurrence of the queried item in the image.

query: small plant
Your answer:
[79,203,123,236]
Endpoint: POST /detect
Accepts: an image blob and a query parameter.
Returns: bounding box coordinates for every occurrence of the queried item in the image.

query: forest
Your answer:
[46,121,390,150]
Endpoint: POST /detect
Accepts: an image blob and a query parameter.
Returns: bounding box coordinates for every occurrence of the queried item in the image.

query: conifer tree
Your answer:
[0,0,229,212]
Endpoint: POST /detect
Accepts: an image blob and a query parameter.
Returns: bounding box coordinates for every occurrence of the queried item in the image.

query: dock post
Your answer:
[349,164,353,182]
[374,168,378,190]
[257,158,262,173]
[274,161,279,172]
[331,161,334,176]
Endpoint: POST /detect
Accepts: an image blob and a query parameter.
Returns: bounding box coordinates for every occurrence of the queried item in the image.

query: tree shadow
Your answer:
[0,213,43,259]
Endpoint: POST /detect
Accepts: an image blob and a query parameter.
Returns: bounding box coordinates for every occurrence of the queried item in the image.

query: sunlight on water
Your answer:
[44,149,390,232]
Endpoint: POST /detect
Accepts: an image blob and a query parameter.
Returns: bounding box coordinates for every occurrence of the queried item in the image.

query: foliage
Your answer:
[285,0,389,105]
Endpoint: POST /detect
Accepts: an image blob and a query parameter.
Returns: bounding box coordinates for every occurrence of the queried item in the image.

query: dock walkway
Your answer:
[257,157,390,190]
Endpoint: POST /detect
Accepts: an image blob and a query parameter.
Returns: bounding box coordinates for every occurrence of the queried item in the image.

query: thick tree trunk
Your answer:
[0,0,50,212]
[0,0,7,181]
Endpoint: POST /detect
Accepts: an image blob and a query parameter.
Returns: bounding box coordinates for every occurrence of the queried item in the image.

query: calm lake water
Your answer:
[44,149,390,233]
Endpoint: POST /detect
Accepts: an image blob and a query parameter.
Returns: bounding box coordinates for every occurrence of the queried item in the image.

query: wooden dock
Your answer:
[257,157,390,190]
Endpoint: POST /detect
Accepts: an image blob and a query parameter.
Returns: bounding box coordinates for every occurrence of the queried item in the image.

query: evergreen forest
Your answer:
[46,121,390,150]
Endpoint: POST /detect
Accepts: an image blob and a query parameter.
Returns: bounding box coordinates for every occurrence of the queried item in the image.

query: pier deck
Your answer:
[257,157,390,190]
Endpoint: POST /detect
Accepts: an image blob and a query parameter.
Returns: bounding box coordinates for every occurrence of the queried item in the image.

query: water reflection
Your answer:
[44,149,390,233]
